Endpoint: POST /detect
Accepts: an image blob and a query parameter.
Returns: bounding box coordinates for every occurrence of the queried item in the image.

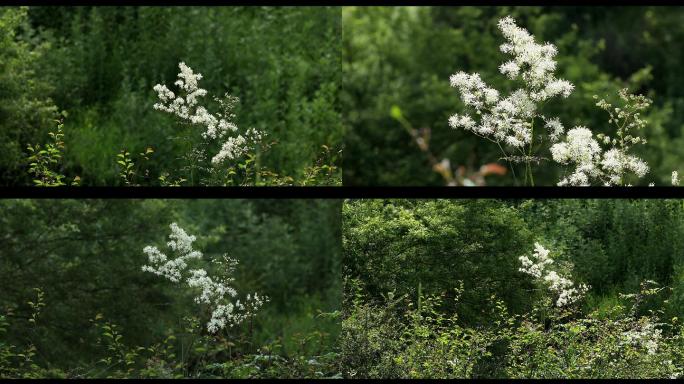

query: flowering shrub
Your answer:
[343,199,684,378]
[153,62,264,168]
[504,280,682,379]
[448,16,674,186]
[21,61,341,187]
[519,242,588,307]
[148,62,341,186]
[142,223,266,333]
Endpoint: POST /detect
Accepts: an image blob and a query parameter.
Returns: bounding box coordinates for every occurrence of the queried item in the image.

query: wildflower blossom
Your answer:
[142,223,267,332]
[552,89,652,186]
[141,224,202,283]
[153,62,264,164]
[497,16,565,90]
[550,127,602,186]
[448,17,660,186]
[210,128,264,165]
[551,120,650,186]
[621,319,662,356]
[672,171,680,186]
[600,149,649,185]
[449,15,575,186]
[518,242,553,279]
[543,117,565,143]
[519,242,588,307]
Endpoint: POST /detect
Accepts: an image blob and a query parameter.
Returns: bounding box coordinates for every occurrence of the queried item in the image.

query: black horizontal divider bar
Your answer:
[2,186,684,199]
[2,1,677,5]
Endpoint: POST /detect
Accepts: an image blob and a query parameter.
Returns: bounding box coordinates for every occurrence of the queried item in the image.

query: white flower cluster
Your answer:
[519,242,588,307]
[551,128,649,186]
[550,90,651,186]
[549,127,601,186]
[207,292,267,333]
[449,16,573,149]
[142,223,266,333]
[447,17,663,186]
[497,16,574,100]
[518,242,553,279]
[211,127,264,165]
[673,171,680,186]
[153,63,236,140]
[141,223,202,283]
[621,319,662,356]
[153,62,264,165]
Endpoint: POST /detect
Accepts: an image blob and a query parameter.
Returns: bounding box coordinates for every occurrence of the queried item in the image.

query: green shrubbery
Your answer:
[343,199,684,378]
[0,6,342,186]
[0,7,59,185]
[0,300,340,379]
[343,278,684,379]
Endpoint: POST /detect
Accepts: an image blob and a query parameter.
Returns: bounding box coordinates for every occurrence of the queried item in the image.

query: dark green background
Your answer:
[0,199,341,373]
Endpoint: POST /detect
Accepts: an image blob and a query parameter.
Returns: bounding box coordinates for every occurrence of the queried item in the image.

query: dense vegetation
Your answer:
[343,199,684,378]
[343,6,684,186]
[0,6,342,186]
[0,199,341,378]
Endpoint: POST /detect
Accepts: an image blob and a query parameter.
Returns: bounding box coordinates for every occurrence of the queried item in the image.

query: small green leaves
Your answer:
[26,120,69,186]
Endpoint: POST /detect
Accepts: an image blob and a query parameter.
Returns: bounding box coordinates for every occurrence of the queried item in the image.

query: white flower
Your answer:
[519,242,588,307]
[672,171,680,186]
[449,72,500,111]
[496,16,568,92]
[543,79,574,99]
[551,127,600,164]
[625,155,649,178]
[543,117,565,142]
[142,223,267,332]
[176,62,203,93]
[448,114,476,131]
[141,224,202,283]
[153,84,175,103]
[552,128,649,186]
[551,127,604,186]
[449,16,574,151]
[499,60,520,79]
[621,320,662,356]
[167,222,198,255]
[211,135,247,165]
[596,148,649,186]
[153,62,260,166]
[518,242,553,279]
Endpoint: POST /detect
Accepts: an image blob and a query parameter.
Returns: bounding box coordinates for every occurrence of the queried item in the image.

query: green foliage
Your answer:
[0,6,59,185]
[342,282,501,378]
[503,281,682,379]
[344,199,534,322]
[26,116,80,186]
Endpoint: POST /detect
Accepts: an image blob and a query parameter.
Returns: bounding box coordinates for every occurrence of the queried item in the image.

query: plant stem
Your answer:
[496,141,517,185]
[528,119,535,186]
